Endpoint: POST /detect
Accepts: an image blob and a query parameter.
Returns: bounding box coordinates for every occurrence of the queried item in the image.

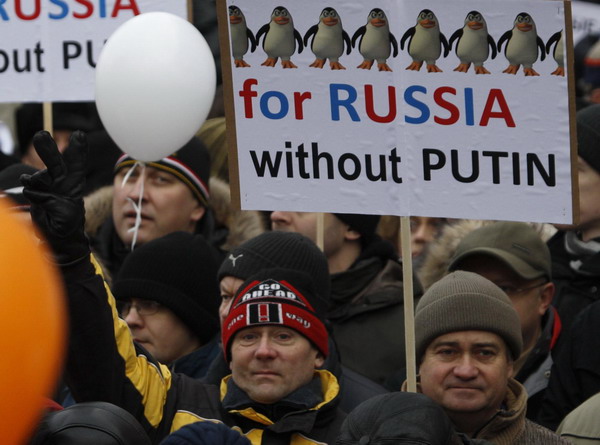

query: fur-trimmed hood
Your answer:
[83,176,265,252]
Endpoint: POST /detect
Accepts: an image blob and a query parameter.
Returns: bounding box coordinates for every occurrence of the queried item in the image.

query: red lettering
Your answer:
[240,78,258,118]
[73,0,93,19]
[15,0,41,20]
[293,91,311,120]
[113,0,141,17]
[479,89,515,127]
[365,84,396,123]
[434,87,459,125]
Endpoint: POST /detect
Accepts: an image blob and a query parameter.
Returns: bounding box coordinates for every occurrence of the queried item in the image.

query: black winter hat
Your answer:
[32,401,151,445]
[159,421,250,445]
[15,102,101,157]
[218,231,331,300]
[0,163,37,209]
[115,136,211,206]
[114,231,220,344]
[334,213,380,242]
[337,392,477,445]
[576,104,600,173]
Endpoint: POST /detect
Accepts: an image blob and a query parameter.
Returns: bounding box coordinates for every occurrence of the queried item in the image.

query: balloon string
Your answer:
[122,162,146,251]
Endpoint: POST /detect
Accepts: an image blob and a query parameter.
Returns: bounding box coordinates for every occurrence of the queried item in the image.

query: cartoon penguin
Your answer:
[448,11,496,74]
[304,7,351,70]
[351,8,398,72]
[401,9,449,73]
[229,6,256,68]
[546,30,564,76]
[497,12,546,76]
[255,6,303,68]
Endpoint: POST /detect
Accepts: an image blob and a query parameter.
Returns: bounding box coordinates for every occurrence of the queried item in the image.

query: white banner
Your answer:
[0,0,187,102]
[224,0,576,224]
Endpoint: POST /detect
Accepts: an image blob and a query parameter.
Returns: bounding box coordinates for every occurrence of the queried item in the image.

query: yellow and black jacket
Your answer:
[62,257,345,444]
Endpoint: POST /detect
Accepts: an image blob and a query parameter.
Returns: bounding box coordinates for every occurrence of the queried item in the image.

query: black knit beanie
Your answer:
[577,104,600,174]
[334,213,380,242]
[217,231,331,300]
[415,271,522,362]
[114,231,220,344]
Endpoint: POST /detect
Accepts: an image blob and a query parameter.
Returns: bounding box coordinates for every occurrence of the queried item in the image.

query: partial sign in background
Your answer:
[0,0,187,102]
[220,0,577,225]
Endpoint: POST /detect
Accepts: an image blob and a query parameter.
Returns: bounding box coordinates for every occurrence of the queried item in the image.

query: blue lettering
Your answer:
[49,0,68,19]
[404,85,429,124]
[329,83,360,122]
[464,88,474,126]
[0,0,8,20]
[260,91,289,120]
[99,0,106,17]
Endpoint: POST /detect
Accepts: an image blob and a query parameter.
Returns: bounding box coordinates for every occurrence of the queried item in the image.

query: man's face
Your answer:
[419,331,513,426]
[121,297,201,364]
[456,255,552,353]
[219,276,244,327]
[229,325,325,404]
[411,217,446,258]
[270,211,352,258]
[112,165,205,246]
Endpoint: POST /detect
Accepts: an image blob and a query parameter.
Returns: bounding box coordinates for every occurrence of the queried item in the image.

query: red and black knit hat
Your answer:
[222,268,329,361]
[114,136,210,206]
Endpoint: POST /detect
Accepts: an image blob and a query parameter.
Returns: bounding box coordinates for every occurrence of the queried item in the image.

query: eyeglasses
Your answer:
[495,281,548,296]
[120,299,162,317]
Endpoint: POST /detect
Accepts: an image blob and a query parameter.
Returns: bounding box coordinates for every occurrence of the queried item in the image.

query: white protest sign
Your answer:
[222,0,576,224]
[0,0,187,102]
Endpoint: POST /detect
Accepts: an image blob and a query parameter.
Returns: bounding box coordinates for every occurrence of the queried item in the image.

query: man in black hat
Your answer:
[270,210,422,386]
[20,131,347,444]
[114,231,221,375]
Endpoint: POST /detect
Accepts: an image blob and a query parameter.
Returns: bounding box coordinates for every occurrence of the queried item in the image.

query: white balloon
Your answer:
[95,12,216,162]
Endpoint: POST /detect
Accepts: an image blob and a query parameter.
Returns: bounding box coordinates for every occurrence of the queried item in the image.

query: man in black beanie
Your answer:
[20,131,348,444]
[547,103,600,332]
[537,105,600,431]
[114,231,221,374]
[270,210,422,386]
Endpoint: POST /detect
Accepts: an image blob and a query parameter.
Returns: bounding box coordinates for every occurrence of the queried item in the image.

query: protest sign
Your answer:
[220,0,577,224]
[0,0,187,102]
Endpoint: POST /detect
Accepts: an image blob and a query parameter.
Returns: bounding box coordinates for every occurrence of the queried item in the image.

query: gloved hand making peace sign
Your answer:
[20,130,90,265]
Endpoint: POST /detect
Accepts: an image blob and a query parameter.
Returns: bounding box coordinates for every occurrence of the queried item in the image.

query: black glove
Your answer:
[20,130,90,265]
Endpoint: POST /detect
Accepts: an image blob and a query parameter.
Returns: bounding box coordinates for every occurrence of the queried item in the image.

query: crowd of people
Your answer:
[1,1,600,444]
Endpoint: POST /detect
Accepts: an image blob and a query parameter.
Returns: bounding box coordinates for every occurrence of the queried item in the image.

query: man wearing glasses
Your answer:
[446,221,558,420]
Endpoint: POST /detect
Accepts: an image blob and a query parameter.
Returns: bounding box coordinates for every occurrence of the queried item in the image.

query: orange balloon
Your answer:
[0,200,66,444]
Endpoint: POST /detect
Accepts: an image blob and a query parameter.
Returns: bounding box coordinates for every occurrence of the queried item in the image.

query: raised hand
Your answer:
[20,130,90,265]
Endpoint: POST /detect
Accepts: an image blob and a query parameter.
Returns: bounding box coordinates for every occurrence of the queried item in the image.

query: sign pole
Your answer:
[400,216,417,392]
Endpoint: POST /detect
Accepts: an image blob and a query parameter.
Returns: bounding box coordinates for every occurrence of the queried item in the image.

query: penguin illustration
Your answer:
[304,7,351,70]
[401,9,449,72]
[497,12,546,76]
[351,8,398,72]
[546,30,564,76]
[448,11,496,74]
[229,6,256,68]
[255,6,303,68]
